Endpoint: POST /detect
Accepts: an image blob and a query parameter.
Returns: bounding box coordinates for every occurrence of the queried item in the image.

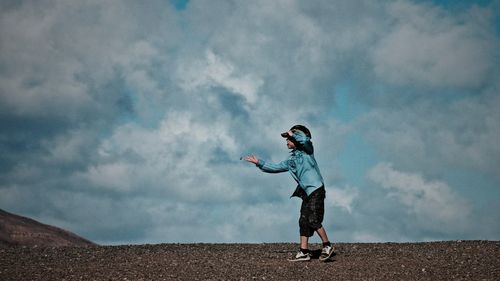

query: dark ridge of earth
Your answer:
[1,241,499,280]
[0,209,95,247]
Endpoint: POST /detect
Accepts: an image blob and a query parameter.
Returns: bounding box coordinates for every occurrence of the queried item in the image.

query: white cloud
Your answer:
[360,92,500,179]
[372,1,495,88]
[41,129,96,165]
[326,185,358,213]
[177,50,263,105]
[0,0,178,121]
[85,162,136,192]
[84,111,243,202]
[368,162,471,232]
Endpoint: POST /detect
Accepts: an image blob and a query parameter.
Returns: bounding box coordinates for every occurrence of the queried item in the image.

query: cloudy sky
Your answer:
[1,0,499,245]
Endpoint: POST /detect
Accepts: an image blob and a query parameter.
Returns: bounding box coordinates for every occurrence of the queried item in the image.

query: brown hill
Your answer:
[1,241,499,280]
[0,209,95,247]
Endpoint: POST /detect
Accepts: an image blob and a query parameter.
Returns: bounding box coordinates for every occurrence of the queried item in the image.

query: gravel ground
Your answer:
[1,241,499,280]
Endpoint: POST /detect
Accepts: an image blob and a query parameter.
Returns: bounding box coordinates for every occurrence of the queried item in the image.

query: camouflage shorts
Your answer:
[299,186,325,237]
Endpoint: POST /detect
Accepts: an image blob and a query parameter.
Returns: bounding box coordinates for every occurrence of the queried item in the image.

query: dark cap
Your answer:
[281,124,312,139]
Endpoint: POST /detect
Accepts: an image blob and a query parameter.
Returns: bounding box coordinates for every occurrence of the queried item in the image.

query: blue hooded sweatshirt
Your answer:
[255,131,324,196]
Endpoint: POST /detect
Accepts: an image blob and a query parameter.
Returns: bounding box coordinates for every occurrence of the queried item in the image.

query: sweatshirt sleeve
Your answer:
[256,159,289,173]
[291,132,314,155]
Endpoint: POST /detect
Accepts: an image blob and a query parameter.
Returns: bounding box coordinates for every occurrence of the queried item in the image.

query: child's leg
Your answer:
[316,226,330,244]
[318,226,335,261]
[300,236,309,250]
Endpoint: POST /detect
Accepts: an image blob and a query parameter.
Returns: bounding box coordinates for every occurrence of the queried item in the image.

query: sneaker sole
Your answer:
[288,257,311,262]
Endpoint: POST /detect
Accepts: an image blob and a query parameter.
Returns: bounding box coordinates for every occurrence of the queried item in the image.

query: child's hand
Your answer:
[243,155,259,164]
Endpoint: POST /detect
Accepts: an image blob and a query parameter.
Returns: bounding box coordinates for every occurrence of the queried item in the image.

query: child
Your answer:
[244,125,335,262]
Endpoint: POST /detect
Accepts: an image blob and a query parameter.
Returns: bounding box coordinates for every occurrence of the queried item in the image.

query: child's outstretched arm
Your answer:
[244,155,289,173]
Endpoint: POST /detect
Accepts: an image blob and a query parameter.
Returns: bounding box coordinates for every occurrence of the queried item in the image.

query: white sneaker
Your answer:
[319,245,335,261]
[288,250,311,262]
